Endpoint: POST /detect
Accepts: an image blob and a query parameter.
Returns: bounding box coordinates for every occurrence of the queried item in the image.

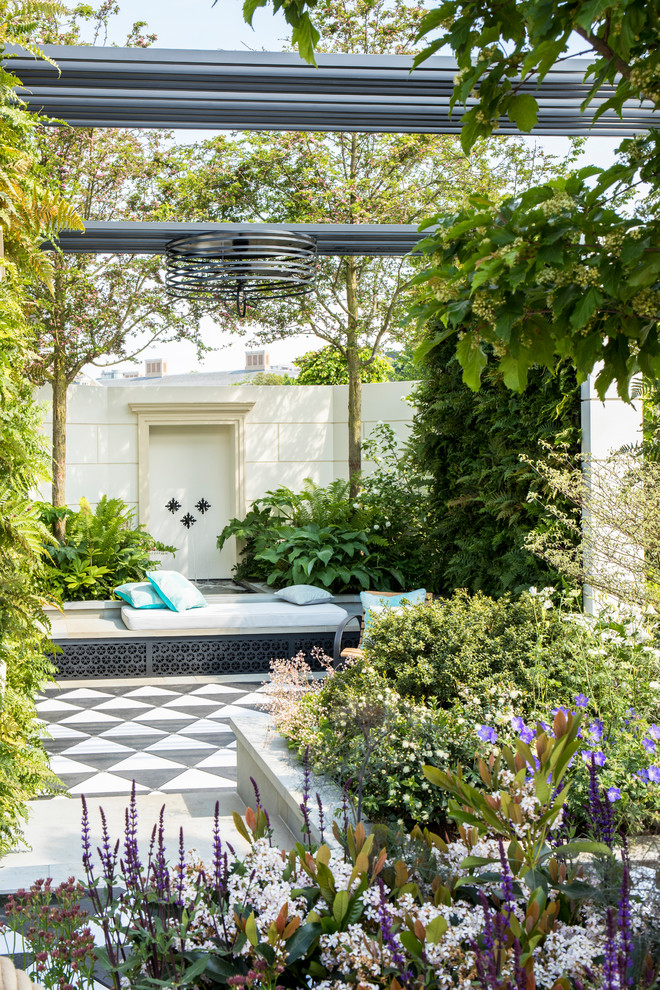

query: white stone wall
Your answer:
[36,380,416,512]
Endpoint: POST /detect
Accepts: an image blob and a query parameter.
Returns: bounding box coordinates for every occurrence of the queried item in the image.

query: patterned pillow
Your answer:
[146,571,207,612]
[360,588,426,636]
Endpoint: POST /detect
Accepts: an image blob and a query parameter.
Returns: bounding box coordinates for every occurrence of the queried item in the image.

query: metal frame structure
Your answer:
[49,221,426,256]
[8,45,655,135]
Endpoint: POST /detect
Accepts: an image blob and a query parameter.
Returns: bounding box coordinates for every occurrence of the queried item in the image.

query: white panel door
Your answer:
[148,424,235,579]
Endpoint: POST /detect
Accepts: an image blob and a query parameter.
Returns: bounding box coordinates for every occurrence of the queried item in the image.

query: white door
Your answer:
[148,424,235,579]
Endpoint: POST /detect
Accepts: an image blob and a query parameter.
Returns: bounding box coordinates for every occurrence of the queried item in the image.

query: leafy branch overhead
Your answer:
[244,0,660,399]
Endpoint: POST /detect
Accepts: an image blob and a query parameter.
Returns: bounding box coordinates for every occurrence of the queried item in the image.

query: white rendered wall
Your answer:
[35,381,415,577]
[580,375,643,612]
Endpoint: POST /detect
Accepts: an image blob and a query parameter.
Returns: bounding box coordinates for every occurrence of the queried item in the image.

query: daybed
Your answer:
[50,597,356,680]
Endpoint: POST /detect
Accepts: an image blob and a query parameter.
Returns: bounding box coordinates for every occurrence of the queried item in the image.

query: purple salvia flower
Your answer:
[472,893,499,987]
[498,838,514,915]
[81,796,93,875]
[212,800,224,892]
[316,792,325,844]
[123,781,142,889]
[98,806,118,887]
[513,937,526,990]
[249,776,271,840]
[603,907,618,990]
[175,827,185,908]
[617,840,634,988]
[153,805,169,899]
[249,776,262,807]
[377,878,411,986]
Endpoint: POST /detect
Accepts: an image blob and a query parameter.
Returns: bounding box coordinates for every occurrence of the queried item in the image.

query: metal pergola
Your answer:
[49,222,426,256]
[8,45,655,136]
[10,44,651,257]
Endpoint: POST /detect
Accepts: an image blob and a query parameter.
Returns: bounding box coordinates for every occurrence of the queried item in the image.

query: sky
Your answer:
[83,1,622,380]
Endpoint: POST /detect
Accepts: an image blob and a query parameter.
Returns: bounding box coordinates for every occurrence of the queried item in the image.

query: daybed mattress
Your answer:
[120,601,347,633]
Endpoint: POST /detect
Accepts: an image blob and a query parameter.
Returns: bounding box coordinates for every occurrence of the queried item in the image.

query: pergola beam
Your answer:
[46,222,426,256]
[8,46,654,135]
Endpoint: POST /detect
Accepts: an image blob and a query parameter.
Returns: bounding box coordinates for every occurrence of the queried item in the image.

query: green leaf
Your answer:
[499,354,530,391]
[400,930,423,958]
[570,286,603,329]
[425,914,448,943]
[182,954,210,983]
[242,0,268,26]
[507,94,538,132]
[333,889,350,925]
[286,922,322,963]
[245,912,258,947]
[456,332,487,391]
[290,12,320,66]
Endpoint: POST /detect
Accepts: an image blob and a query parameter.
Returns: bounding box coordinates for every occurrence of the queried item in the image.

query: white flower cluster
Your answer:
[185,830,617,989]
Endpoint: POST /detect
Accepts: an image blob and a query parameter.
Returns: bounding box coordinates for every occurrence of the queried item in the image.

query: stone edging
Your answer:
[230,713,356,852]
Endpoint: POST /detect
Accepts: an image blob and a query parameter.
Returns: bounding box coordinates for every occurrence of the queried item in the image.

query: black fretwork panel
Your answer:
[51,631,360,680]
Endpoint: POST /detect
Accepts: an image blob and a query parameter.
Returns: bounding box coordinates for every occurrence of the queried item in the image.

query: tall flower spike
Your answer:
[81,796,93,875]
[153,805,169,899]
[123,782,142,889]
[175,827,185,908]
[603,907,618,990]
[498,838,514,916]
[376,878,411,986]
[617,838,633,988]
[213,800,224,892]
[98,806,117,887]
[316,792,325,843]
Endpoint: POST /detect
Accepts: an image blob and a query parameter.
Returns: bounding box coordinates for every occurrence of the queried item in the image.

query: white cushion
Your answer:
[121,602,347,632]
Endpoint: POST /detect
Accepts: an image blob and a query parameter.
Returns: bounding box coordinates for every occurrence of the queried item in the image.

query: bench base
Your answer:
[52,631,360,680]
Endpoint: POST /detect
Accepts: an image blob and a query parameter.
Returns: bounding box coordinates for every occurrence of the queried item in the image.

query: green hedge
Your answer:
[410,335,581,596]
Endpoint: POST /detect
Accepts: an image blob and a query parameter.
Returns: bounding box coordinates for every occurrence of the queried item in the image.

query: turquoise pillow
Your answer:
[360,588,426,637]
[114,581,168,609]
[146,570,207,612]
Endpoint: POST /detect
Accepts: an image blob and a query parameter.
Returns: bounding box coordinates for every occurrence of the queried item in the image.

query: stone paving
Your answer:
[0,673,294,894]
[37,678,263,797]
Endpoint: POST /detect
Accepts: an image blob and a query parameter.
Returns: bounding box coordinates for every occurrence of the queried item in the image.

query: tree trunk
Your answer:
[51,357,68,540]
[345,256,362,497]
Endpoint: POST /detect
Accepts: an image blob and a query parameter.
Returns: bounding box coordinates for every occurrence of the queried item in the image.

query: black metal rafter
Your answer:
[6,45,655,135]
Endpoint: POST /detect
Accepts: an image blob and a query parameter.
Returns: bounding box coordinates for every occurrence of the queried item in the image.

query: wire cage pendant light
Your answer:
[165,229,318,317]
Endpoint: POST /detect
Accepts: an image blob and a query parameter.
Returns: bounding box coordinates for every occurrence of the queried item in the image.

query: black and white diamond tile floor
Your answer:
[36,680,264,798]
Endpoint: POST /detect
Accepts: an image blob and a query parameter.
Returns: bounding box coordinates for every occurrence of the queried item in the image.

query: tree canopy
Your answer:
[243,0,660,400]
[169,0,567,486]
[28,3,225,511]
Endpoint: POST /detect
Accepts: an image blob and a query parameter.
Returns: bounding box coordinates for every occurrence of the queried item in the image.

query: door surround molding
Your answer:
[129,402,255,529]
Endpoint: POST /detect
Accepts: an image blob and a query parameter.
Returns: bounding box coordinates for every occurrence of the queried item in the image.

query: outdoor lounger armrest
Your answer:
[333,612,362,663]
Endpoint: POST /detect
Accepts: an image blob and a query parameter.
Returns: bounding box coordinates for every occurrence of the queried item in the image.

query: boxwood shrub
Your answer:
[363,589,576,704]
